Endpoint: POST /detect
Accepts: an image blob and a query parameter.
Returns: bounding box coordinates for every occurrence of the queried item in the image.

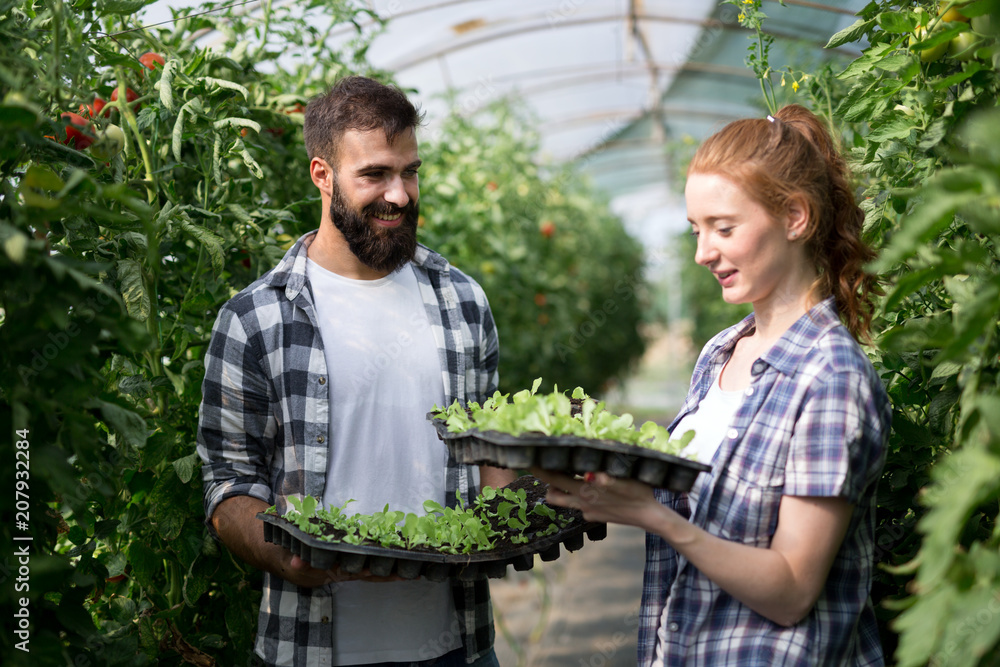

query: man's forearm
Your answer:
[211,495,288,576]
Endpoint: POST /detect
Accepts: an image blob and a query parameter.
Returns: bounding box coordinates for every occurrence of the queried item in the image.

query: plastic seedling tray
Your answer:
[428,414,711,492]
[258,512,607,582]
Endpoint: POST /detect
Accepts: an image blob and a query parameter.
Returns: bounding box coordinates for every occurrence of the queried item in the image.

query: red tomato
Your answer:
[110,87,140,113]
[139,52,165,71]
[79,96,106,119]
[60,111,94,150]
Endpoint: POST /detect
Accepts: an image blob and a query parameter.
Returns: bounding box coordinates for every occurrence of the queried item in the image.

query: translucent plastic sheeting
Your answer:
[140,0,866,257]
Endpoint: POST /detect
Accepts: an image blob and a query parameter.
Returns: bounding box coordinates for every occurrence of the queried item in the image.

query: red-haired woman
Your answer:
[539,105,891,666]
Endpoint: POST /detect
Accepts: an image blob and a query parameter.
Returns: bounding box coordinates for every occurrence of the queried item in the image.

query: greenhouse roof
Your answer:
[143,0,869,254]
[351,0,867,197]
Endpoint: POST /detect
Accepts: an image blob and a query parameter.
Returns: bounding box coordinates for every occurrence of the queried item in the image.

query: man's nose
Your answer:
[383,175,409,207]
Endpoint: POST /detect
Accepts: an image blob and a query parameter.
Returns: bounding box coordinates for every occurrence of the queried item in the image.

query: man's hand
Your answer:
[280,554,400,587]
[212,496,401,587]
[480,465,517,490]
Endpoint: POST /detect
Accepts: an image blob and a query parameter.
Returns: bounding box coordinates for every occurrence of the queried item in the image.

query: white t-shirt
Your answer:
[307,259,461,665]
[654,370,743,666]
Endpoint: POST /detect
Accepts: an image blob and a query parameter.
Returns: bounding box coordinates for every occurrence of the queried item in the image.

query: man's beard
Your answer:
[329,184,419,274]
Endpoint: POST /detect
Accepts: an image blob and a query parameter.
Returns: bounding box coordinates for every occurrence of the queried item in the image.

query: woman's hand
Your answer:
[533,468,854,626]
[531,468,672,531]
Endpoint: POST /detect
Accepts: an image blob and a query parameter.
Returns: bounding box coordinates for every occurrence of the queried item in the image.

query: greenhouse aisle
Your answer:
[490,325,693,666]
[491,523,645,667]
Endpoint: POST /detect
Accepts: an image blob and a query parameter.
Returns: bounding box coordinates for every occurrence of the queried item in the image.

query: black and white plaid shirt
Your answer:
[197,231,500,666]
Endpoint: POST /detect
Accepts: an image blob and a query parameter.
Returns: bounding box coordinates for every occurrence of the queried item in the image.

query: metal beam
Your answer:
[385,12,857,72]
[763,0,859,16]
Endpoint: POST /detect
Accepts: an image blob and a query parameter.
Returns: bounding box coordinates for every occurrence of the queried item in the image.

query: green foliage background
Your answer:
[418,102,646,394]
[0,0,646,664]
[696,1,1000,664]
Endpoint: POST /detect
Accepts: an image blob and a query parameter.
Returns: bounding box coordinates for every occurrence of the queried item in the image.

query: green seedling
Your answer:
[280,481,576,555]
[432,379,696,457]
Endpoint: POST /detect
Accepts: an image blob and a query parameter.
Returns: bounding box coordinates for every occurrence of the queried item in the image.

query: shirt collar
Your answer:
[710,297,843,379]
[263,230,447,301]
[760,296,842,377]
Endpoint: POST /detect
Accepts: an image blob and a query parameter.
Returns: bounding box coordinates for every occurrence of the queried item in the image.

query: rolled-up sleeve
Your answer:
[785,369,883,504]
[478,296,499,401]
[196,305,277,527]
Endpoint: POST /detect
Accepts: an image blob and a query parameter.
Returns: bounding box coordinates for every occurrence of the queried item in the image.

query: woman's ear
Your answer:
[786,195,810,241]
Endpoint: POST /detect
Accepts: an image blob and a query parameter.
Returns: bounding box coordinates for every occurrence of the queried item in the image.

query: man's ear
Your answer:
[310,157,334,196]
[786,194,810,241]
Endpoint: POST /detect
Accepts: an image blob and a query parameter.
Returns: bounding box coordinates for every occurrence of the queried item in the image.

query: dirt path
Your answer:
[490,523,646,667]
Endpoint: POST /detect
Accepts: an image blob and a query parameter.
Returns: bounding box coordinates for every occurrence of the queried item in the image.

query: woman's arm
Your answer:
[538,470,852,627]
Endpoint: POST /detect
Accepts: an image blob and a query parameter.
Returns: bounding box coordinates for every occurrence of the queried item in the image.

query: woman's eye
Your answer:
[717,227,733,236]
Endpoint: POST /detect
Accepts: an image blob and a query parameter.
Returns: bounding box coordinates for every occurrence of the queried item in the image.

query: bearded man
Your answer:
[197,76,513,667]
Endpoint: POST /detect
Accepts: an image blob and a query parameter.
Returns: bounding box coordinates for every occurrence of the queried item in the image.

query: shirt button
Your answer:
[745,387,754,396]
[668,622,680,632]
[321,616,329,623]
[317,435,325,443]
[318,377,326,385]
[727,428,739,439]
[751,360,767,375]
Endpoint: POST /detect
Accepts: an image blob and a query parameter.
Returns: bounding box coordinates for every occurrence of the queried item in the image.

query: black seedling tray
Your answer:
[258,512,607,582]
[429,416,711,492]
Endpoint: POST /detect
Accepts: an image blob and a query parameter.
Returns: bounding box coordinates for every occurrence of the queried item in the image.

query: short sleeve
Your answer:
[784,370,883,504]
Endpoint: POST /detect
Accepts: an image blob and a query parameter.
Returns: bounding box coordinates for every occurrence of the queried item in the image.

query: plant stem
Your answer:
[47,0,63,105]
[165,559,182,609]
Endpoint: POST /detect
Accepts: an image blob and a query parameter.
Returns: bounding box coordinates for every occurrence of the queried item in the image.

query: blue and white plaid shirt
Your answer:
[639,298,890,666]
[197,231,500,666]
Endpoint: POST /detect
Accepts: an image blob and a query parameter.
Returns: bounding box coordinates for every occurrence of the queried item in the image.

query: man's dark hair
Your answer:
[304,76,423,167]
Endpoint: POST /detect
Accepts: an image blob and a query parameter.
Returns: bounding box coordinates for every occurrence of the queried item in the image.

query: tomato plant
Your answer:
[138,52,164,71]
[728,1,1000,664]
[419,100,647,394]
[1,0,648,664]
[0,0,380,663]
[60,111,94,149]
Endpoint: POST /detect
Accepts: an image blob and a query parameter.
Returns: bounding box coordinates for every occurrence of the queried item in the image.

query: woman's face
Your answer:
[685,172,809,310]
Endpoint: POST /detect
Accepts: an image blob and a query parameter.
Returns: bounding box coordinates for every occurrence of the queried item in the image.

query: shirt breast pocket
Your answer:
[711,468,784,547]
